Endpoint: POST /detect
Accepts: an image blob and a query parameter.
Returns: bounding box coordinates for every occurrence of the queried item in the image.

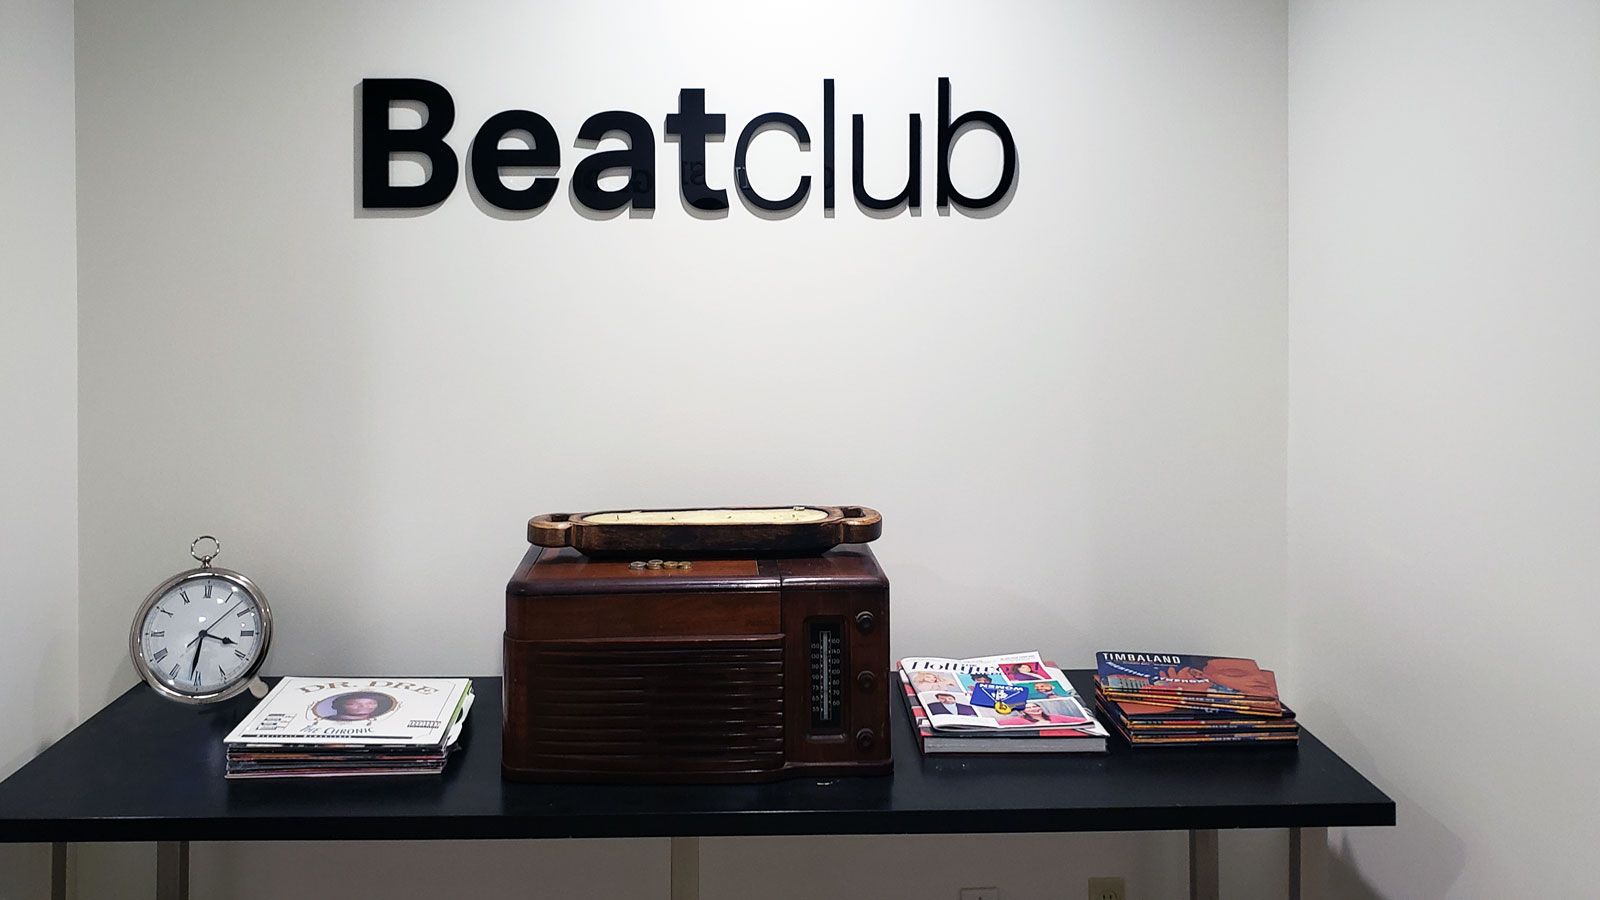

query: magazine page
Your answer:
[901,653,1101,733]
[1095,652,1281,701]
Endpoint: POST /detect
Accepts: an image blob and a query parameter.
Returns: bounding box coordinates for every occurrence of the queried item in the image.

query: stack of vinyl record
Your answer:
[1093,652,1298,747]
[223,677,474,778]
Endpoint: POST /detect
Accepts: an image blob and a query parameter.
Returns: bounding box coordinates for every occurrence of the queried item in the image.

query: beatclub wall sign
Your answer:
[360,78,1016,217]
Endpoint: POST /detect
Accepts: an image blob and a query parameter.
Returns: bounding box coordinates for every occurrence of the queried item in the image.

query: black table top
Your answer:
[0,672,1393,843]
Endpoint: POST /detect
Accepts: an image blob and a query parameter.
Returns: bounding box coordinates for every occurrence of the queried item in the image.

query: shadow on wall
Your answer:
[1328,842,1386,900]
[1303,703,1469,898]
[850,120,1020,220]
[1326,800,1468,900]
[938,120,1019,220]
[467,130,556,222]
[735,119,811,221]
[349,83,1018,223]
[0,845,52,897]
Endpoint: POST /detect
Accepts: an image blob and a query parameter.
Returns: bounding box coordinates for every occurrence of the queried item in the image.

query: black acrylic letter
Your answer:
[823,78,836,212]
[571,111,657,213]
[734,113,811,213]
[360,78,459,209]
[469,110,560,212]
[937,77,1017,210]
[851,113,921,212]
[663,88,728,212]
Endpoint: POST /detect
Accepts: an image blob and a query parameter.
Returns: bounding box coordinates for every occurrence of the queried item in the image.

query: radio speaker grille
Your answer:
[507,637,785,776]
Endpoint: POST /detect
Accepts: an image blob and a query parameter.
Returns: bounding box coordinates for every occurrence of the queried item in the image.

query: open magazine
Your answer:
[899,651,1105,735]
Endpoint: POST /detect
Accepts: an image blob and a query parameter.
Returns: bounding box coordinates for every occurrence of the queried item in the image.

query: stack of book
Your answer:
[223,677,474,778]
[1093,652,1298,747]
[898,651,1108,754]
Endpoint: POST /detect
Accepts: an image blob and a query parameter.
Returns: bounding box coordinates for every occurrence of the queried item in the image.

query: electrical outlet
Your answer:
[959,889,1000,900]
[1087,876,1126,900]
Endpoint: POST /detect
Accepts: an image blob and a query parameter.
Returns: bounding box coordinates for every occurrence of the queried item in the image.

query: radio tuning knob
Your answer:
[857,670,876,691]
[854,728,876,749]
[854,611,876,633]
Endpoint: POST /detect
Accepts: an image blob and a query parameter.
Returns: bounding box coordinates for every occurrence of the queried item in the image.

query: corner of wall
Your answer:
[0,0,81,778]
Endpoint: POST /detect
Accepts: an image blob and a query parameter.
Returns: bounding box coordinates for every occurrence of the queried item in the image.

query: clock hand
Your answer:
[190,629,206,677]
[183,600,245,648]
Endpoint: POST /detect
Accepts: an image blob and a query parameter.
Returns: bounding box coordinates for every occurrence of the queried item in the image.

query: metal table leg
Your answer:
[670,836,700,900]
[156,841,189,900]
[1188,829,1219,900]
[50,842,76,900]
[1290,827,1328,900]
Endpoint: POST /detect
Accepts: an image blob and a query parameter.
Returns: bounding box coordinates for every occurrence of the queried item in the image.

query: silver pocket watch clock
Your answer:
[129,536,273,704]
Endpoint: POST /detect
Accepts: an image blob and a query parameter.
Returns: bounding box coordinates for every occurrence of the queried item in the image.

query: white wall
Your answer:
[19,2,1599,896]
[1287,1,1600,896]
[0,0,79,893]
[68,0,1289,896]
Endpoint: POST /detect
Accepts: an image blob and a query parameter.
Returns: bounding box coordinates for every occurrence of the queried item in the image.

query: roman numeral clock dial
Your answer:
[128,536,273,704]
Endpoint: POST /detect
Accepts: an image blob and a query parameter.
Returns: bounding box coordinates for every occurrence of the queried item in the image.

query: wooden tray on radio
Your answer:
[527,506,882,557]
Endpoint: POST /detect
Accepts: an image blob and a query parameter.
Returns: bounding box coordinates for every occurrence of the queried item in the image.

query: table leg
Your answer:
[1188,829,1219,900]
[669,837,700,900]
[50,842,76,900]
[1290,827,1328,900]
[156,841,189,900]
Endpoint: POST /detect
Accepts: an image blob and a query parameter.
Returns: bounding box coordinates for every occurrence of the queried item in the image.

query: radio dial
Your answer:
[856,670,876,691]
[854,728,876,749]
[854,611,876,633]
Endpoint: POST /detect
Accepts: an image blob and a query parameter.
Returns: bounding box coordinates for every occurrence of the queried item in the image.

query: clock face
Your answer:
[135,573,267,699]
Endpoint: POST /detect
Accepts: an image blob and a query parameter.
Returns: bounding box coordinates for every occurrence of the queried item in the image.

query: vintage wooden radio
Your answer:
[503,506,891,783]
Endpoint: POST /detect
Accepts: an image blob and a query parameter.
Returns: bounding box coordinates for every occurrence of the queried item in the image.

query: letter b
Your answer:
[936,77,1016,211]
[361,78,459,209]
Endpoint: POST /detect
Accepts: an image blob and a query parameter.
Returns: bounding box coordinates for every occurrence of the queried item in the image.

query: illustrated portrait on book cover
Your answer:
[1028,681,1064,699]
[1196,658,1276,697]
[994,699,1082,726]
[315,690,398,721]
[1035,697,1092,725]
[998,662,1046,682]
[910,671,961,693]
[924,692,978,717]
[958,672,997,690]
